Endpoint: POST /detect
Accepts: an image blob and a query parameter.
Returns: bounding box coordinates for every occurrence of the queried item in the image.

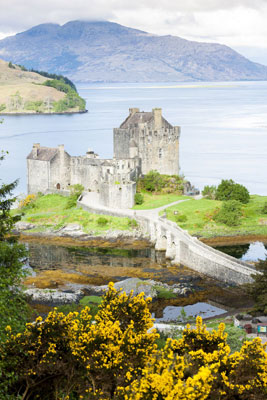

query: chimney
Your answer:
[129,108,140,115]
[152,108,162,130]
[32,143,40,159]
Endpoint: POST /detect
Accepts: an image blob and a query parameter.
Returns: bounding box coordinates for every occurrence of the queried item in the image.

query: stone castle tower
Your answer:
[113,108,180,175]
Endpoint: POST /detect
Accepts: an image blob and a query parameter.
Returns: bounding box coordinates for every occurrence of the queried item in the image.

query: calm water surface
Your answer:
[1,81,267,195]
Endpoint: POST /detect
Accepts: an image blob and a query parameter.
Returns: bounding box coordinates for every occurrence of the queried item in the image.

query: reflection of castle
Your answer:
[27,108,180,208]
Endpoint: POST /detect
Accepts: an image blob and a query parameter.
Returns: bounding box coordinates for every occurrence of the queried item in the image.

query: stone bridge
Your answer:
[78,194,256,285]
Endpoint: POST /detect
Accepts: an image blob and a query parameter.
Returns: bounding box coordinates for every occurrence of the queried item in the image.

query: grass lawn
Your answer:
[163,195,267,238]
[16,194,135,234]
[132,193,190,210]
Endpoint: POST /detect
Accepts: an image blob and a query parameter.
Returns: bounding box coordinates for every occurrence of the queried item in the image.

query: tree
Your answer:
[216,179,250,204]
[245,259,267,314]
[0,150,29,342]
[202,185,217,199]
[215,200,243,226]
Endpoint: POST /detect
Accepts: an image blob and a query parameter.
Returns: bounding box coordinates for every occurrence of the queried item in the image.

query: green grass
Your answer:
[132,193,190,210]
[16,194,136,234]
[164,195,267,238]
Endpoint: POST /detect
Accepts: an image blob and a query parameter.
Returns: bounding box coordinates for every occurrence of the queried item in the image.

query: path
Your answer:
[134,198,191,219]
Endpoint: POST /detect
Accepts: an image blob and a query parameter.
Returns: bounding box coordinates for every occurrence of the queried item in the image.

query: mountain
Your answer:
[0,58,86,114]
[0,20,267,83]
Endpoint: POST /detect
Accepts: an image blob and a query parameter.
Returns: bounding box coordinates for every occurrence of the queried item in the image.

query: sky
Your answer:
[1,0,267,65]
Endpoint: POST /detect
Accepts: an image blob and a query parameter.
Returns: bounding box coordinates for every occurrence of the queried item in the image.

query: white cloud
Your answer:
[0,0,267,63]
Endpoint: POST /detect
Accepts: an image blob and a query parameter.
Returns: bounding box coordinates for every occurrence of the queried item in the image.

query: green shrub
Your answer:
[215,179,250,204]
[202,185,217,199]
[97,217,108,226]
[134,193,144,205]
[0,104,6,112]
[128,219,138,228]
[261,201,267,214]
[65,184,84,209]
[175,214,188,223]
[8,61,15,69]
[215,200,242,226]
[154,285,176,299]
[43,79,86,111]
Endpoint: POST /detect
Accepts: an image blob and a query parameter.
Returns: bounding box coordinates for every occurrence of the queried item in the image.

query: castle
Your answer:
[27,108,180,208]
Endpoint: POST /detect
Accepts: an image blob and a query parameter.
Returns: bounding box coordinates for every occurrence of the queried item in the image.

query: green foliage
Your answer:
[8,61,15,69]
[175,214,188,223]
[225,325,247,352]
[245,259,267,314]
[128,218,138,229]
[139,170,165,192]
[154,285,176,299]
[43,79,86,112]
[0,151,29,342]
[24,100,44,112]
[216,179,250,204]
[97,216,109,226]
[134,192,144,205]
[202,185,217,199]
[261,201,267,214]
[65,184,84,209]
[32,69,77,92]
[138,171,185,194]
[18,64,27,71]
[215,200,243,226]
[0,104,6,112]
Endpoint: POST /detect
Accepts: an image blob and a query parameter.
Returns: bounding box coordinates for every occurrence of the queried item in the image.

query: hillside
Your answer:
[0,21,267,82]
[0,59,86,114]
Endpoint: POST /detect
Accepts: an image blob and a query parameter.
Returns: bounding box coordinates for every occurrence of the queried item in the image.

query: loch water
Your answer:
[23,239,252,322]
[1,81,267,195]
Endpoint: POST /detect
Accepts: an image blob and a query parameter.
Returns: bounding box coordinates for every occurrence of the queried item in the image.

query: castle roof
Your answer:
[27,146,58,161]
[120,111,173,129]
[120,112,153,128]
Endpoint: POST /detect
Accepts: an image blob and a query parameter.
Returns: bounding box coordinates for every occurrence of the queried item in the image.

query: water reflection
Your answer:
[214,241,267,262]
[155,302,226,323]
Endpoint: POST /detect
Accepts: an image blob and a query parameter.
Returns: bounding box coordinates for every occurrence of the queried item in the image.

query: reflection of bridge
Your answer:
[78,194,256,285]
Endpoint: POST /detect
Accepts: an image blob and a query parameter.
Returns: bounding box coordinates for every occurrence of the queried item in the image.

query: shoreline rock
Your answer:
[13,221,147,242]
[24,277,195,305]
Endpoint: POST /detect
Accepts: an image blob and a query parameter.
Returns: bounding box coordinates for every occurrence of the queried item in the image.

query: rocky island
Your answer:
[0,58,86,114]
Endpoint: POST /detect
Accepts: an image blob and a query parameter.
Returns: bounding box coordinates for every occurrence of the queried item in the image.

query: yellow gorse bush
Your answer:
[0,284,267,400]
[18,193,36,209]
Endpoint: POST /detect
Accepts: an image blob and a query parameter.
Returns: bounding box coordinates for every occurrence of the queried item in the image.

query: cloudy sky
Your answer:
[1,0,267,64]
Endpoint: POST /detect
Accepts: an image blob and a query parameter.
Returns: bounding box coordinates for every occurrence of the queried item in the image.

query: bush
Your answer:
[1,287,267,400]
[8,61,15,69]
[175,214,187,223]
[202,185,217,199]
[97,216,108,226]
[65,184,84,209]
[216,179,250,204]
[0,104,6,112]
[128,218,138,228]
[261,201,267,214]
[215,200,243,226]
[18,194,37,210]
[134,192,144,205]
[141,170,164,192]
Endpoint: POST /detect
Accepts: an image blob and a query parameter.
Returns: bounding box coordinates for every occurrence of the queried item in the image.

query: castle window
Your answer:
[122,164,124,169]
[56,183,61,190]
[159,148,163,159]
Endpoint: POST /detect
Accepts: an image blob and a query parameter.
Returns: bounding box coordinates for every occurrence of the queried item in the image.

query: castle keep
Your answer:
[27,108,180,208]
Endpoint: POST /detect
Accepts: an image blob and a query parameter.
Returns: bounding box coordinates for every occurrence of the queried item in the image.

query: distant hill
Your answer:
[0,59,86,114]
[0,20,267,83]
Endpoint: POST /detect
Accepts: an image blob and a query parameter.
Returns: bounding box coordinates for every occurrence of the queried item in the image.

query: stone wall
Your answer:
[99,182,136,209]
[27,159,49,193]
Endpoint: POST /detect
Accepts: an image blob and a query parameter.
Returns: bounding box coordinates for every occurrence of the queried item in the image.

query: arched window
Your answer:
[56,183,61,190]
